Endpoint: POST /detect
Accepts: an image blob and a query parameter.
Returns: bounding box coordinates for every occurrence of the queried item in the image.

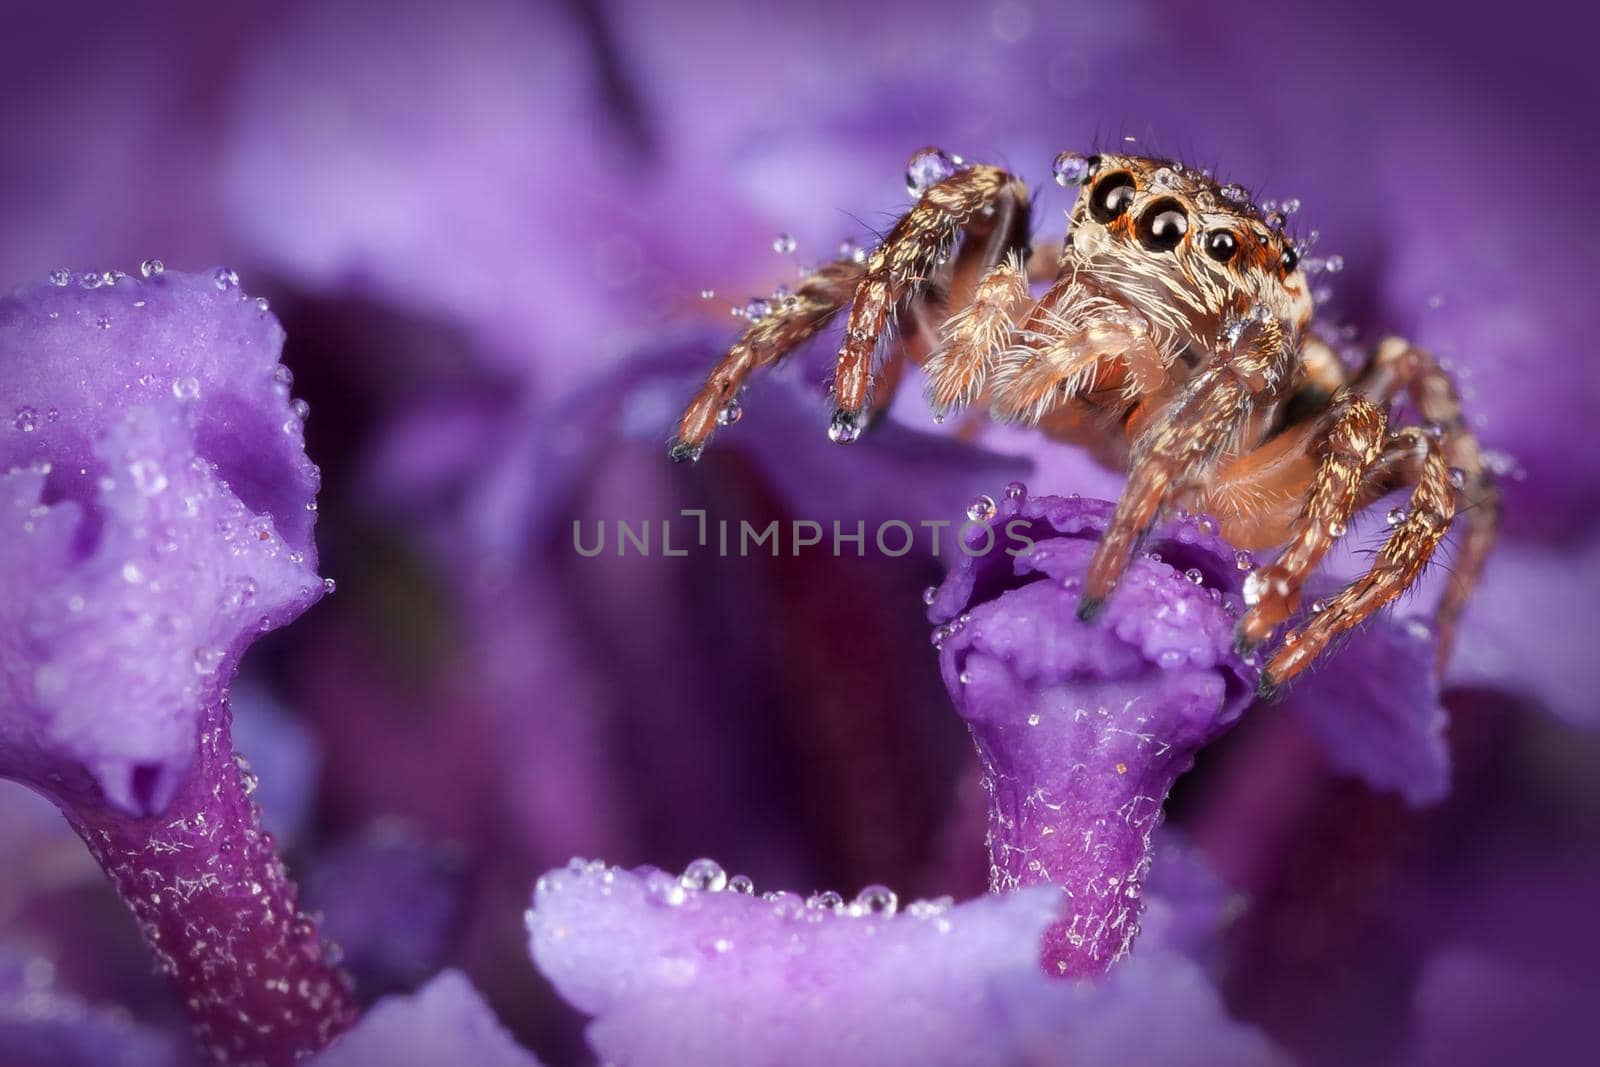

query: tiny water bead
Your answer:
[1051,150,1093,187]
[827,410,862,445]
[1388,506,1408,527]
[48,267,71,286]
[14,406,39,432]
[967,494,997,522]
[139,258,165,278]
[172,377,201,401]
[905,146,958,196]
[741,297,771,321]
[699,288,715,300]
[853,885,898,916]
[716,397,743,427]
[1003,480,1028,500]
[213,267,239,291]
[679,858,727,893]
[772,233,797,255]
[837,238,868,264]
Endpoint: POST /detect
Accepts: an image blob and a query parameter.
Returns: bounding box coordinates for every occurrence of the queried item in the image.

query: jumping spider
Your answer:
[670,149,1498,693]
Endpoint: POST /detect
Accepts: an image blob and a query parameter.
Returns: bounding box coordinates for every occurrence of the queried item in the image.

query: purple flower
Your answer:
[929,493,1257,975]
[0,269,351,1064]
[308,970,543,1067]
[527,860,1280,1067]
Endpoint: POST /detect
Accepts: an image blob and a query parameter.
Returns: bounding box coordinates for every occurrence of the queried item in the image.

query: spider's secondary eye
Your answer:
[1089,173,1136,223]
[1138,199,1189,251]
[1281,245,1301,272]
[1204,230,1239,263]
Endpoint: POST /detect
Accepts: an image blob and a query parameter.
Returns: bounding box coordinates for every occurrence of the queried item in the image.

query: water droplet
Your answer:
[742,297,771,321]
[967,494,997,522]
[1387,506,1408,527]
[854,885,898,916]
[728,874,755,895]
[1235,550,1254,571]
[1003,481,1027,500]
[716,397,743,427]
[291,398,310,420]
[79,272,103,290]
[699,288,715,300]
[1327,520,1347,537]
[254,296,270,312]
[1156,649,1185,669]
[838,239,867,264]
[140,259,165,278]
[129,459,168,495]
[1051,150,1093,187]
[680,858,727,892]
[1027,712,1041,726]
[13,406,38,432]
[213,267,239,290]
[1184,567,1205,585]
[172,377,200,401]
[921,585,938,606]
[828,410,862,445]
[48,268,70,286]
[1448,467,1466,490]
[905,147,958,196]
[1220,183,1247,203]
[772,233,796,255]
[1324,254,1344,273]
[1281,197,1301,214]
[807,890,845,911]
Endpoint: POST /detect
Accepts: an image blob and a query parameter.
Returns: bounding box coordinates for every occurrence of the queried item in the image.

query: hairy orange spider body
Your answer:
[670,148,1498,692]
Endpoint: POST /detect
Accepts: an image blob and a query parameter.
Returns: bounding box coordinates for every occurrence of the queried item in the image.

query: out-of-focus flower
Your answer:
[0,269,350,1064]
[0,946,181,1067]
[527,861,1281,1067]
[308,970,544,1067]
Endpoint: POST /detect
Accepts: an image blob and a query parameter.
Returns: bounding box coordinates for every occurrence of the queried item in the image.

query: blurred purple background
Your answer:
[2,0,1597,1063]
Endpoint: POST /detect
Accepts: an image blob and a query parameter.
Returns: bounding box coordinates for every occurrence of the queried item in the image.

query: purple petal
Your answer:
[528,861,1279,1067]
[0,946,182,1067]
[932,493,1256,975]
[1406,949,1593,1066]
[310,970,543,1067]
[1282,614,1449,806]
[0,268,321,813]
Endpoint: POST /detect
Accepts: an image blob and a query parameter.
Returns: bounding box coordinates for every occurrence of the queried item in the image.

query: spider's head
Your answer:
[1054,151,1313,347]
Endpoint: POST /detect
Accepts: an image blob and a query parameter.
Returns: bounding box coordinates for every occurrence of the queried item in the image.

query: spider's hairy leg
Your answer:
[670,259,865,461]
[1261,426,1454,692]
[1234,392,1388,650]
[1079,367,1253,618]
[829,165,1028,440]
[922,252,1030,414]
[1357,337,1500,665]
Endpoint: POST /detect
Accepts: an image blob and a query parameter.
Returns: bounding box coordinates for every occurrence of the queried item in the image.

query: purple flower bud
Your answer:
[930,493,1256,976]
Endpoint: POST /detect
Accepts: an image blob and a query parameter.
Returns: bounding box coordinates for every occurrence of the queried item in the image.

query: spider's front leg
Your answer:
[670,163,1029,458]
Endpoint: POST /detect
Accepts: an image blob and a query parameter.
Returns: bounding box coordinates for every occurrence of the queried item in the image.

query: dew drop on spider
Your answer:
[967,494,997,522]
[680,858,727,893]
[1448,467,1467,490]
[742,297,771,321]
[905,147,957,196]
[716,397,743,427]
[1327,520,1347,537]
[1387,506,1408,527]
[828,410,863,444]
[1325,254,1345,273]
[1051,151,1093,187]
[772,233,796,255]
[1220,183,1247,203]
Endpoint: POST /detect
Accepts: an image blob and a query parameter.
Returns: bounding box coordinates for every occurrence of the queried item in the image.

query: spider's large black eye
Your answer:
[1138,199,1189,251]
[1281,245,1301,272]
[1204,230,1239,263]
[1089,172,1136,223]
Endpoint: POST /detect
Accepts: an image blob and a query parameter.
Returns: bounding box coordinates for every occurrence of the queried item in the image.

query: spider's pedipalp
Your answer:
[923,251,1030,414]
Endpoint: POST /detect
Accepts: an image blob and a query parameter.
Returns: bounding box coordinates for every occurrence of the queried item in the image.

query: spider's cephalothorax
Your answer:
[670,149,1498,692]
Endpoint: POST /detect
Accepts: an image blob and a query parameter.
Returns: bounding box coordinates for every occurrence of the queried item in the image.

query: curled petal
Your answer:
[527,861,1280,1067]
[931,493,1257,976]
